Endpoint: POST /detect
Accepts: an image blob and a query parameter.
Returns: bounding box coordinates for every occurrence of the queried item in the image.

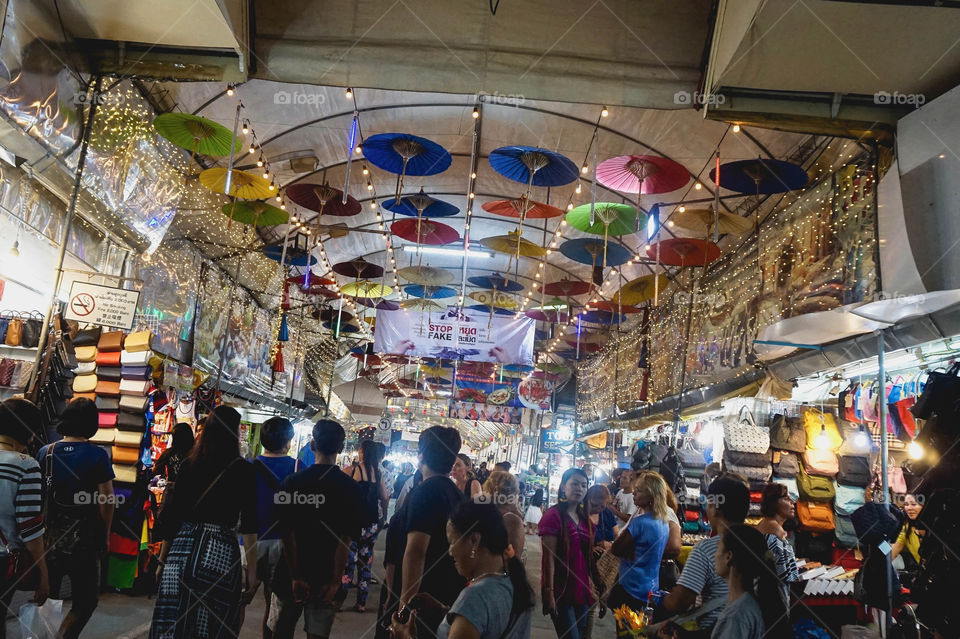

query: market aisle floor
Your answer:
[4,527,616,639]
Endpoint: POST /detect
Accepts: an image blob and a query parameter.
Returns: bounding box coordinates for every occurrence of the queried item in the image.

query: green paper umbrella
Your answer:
[566,202,639,236]
[153,113,242,158]
[219,200,289,226]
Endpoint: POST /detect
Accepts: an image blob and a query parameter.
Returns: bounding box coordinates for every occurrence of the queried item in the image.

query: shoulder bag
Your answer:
[723,406,770,454]
[4,317,22,347]
[770,414,807,453]
[43,443,105,559]
[0,528,40,591]
[797,500,835,532]
[802,449,839,477]
[802,409,843,451]
[797,467,835,501]
[772,450,800,477]
[837,455,871,486]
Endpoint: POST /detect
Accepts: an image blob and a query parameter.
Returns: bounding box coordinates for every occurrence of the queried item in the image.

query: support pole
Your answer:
[876,329,894,632]
[27,76,102,397]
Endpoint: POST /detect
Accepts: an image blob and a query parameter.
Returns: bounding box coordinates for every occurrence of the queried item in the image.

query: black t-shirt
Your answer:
[158,457,257,541]
[404,475,467,605]
[274,463,364,591]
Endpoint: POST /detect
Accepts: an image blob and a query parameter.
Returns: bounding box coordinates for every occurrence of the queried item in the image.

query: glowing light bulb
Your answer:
[345,87,353,99]
[908,441,923,460]
[732,124,741,133]
[366,181,373,191]
[566,203,573,211]
[362,165,369,176]
[472,107,479,119]
[226,85,234,96]
[370,201,377,209]
[694,182,702,190]
[263,169,270,179]
[241,120,249,135]
[575,183,582,194]
[355,146,362,154]
[679,205,686,213]
[581,164,589,174]
[814,425,831,450]
[275,194,282,202]
[601,106,609,118]
[470,172,477,179]
[256,157,264,167]
[248,144,255,154]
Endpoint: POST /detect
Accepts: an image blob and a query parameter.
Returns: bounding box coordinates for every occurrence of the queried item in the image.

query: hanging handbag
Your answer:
[723,406,770,454]
[797,467,836,501]
[803,409,843,451]
[12,360,34,389]
[912,365,960,420]
[887,466,907,494]
[72,327,102,347]
[0,359,15,387]
[770,414,807,453]
[834,514,860,548]
[797,500,836,532]
[837,455,871,487]
[772,450,800,477]
[722,448,771,468]
[834,484,866,516]
[0,317,8,343]
[773,477,799,501]
[803,449,839,477]
[0,528,40,591]
[4,318,23,346]
[20,316,41,349]
[678,440,706,468]
[72,374,97,394]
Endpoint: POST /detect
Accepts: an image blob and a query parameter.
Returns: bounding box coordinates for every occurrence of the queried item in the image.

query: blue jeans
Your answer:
[552,603,589,639]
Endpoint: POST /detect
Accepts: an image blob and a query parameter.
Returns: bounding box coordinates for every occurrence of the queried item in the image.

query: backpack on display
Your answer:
[770,414,807,453]
[803,409,843,451]
[837,455,871,487]
[797,467,836,501]
[803,449,839,477]
[834,514,860,548]
[723,407,770,454]
[798,500,836,532]
[722,448,771,468]
[835,484,866,516]
[772,451,800,477]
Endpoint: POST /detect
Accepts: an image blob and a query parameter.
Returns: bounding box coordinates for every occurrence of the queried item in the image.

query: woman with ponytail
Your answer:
[389,501,533,639]
[539,468,595,639]
[709,524,790,639]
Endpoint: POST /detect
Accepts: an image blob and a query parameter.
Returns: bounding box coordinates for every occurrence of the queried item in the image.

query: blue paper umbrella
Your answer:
[468,304,514,316]
[323,320,360,333]
[363,133,452,204]
[278,312,290,342]
[709,159,808,195]
[503,364,534,373]
[262,245,317,267]
[404,285,458,299]
[488,146,579,188]
[467,273,524,292]
[382,189,459,218]
[560,238,632,285]
[580,310,627,324]
[426,377,451,386]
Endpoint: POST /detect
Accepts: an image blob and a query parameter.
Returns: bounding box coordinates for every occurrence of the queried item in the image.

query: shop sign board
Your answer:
[374,427,392,445]
[65,281,140,330]
[540,428,575,453]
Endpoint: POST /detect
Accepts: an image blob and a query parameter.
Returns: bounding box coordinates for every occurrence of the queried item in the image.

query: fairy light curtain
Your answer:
[578,141,881,423]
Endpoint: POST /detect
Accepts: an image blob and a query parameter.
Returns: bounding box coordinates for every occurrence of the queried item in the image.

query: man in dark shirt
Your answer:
[397,426,466,638]
[271,419,364,639]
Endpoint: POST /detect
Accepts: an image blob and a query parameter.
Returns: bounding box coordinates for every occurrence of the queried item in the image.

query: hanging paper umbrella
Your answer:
[401,298,444,311]
[467,274,524,292]
[564,340,602,353]
[332,258,385,280]
[559,238,632,285]
[323,321,361,333]
[525,298,571,323]
[271,343,285,373]
[479,229,547,258]
[709,159,808,195]
[543,278,592,297]
[613,274,670,306]
[153,113,242,160]
[301,284,339,299]
[671,208,754,237]
[362,133,452,204]
[580,310,627,324]
[285,183,362,217]
[382,189,459,218]
[220,200,288,226]
[286,273,336,287]
[596,155,690,195]
[645,238,721,267]
[391,218,459,246]
[420,364,446,377]
[341,280,393,298]
[313,308,356,323]
[398,265,453,286]
[489,146,579,188]
[356,298,401,311]
[199,168,273,199]
[468,304,514,316]
[426,376,451,386]
[278,313,290,341]
[469,290,518,309]
[263,246,317,267]
[482,196,564,219]
[404,285,457,299]
[565,202,638,268]
[587,301,642,314]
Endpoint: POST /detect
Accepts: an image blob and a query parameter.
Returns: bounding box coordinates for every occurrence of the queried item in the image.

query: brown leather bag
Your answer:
[4,318,22,346]
[95,380,121,397]
[97,331,124,352]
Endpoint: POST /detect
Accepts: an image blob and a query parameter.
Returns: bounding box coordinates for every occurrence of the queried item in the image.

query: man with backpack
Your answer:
[254,417,298,639]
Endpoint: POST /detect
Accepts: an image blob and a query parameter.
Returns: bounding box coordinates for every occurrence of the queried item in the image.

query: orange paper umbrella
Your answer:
[482,196,564,219]
[645,238,721,267]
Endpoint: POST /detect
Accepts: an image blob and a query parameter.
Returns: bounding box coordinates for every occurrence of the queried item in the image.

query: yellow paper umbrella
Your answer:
[613,274,670,305]
[398,265,454,286]
[469,290,518,309]
[199,168,274,199]
[419,364,446,377]
[401,298,443,311]
[479,229,546,258]
[340,280,393,298]
[671,208,754,237]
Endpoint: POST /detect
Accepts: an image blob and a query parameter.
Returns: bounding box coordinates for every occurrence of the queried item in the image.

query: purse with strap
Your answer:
[797,500,835,532]
[772,451,800,478]
[723,406,770,454]
[797,467,835,501]
[803,409,843,451]
[4,318,22,346]
[0,528,40,591]
[803,450,839,477]
[837,455,871,486]
[770,414,807,453]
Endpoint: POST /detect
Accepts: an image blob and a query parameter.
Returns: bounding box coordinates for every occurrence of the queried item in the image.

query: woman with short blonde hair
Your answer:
[483,470,524,558]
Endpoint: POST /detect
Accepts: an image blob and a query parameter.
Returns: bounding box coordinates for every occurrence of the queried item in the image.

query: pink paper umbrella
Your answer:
[597,155,690,233]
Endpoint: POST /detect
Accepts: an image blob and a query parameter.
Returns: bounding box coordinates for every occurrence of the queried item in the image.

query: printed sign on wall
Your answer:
[64,281,141,330]
[373,307,535,365]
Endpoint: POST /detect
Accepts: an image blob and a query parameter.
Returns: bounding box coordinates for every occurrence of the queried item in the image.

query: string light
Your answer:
[472,107,480,119]
[345,87,353,99]
[581,164,589,174]
[732,124,741,133]
[241,120,249,135]
[226,85,235,96]
[601,106,609,118]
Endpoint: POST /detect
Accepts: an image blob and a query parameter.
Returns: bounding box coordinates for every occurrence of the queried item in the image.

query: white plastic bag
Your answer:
[18,599,63,639]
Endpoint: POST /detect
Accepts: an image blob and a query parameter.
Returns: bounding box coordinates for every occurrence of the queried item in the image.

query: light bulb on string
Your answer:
[362,165,369,176]
[908,440,924,460]
[472,107,479,119]
[345,87,353,99]
[575,182,582,195]
[256,156,264,167]
[581,164,589,175]
[226,85,235,96]
[601,106,609,118]
[241,120,249,135]
[248,144,256,154]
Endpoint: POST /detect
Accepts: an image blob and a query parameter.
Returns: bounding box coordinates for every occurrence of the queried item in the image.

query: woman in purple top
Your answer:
[539,468,598,639]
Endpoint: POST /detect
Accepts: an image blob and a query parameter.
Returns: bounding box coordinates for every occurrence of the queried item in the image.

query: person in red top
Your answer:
[538,468,598,639]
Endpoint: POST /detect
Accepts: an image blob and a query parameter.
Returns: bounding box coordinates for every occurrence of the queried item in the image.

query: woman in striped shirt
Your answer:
[0,398,49,639]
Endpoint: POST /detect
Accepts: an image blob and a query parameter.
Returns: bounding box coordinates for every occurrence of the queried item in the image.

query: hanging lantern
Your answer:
[272,343,285,373]
[281,281,291,310]
[278,312,290,342]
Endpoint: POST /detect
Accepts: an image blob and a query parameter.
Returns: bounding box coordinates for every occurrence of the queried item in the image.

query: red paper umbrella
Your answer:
[596,155,690,195]
[285,183,361,217]
[391,218,459,245]
[302,285,340,299]
[564,339,602,353]
[482,196,564,219]
[286,274,335,286]
[351,352,383,366]
[543,279,592,297]
[333,258,384,279]
[645,238,721,267]
[586,301,643,313]
[525,308,570,323]
[359,366,382,377]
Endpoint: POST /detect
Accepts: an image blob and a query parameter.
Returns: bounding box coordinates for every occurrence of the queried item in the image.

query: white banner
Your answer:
[373,307,535,365]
